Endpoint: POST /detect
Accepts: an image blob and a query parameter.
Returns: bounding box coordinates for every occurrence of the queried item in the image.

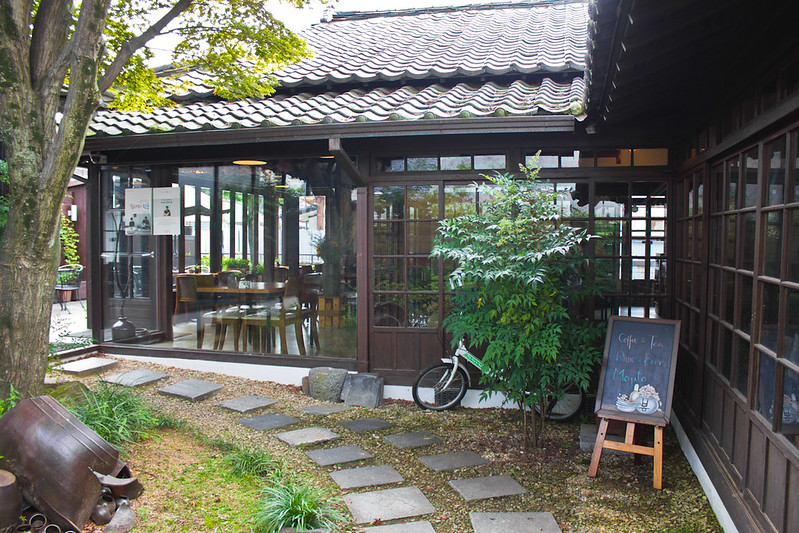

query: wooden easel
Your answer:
[588,411,665,489]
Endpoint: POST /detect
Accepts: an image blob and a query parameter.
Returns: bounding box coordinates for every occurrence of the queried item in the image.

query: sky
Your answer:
[147,0,521,63]
[269,0,521,31]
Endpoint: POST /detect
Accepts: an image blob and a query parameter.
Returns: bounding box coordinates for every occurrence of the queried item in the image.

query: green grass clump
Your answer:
[251,477,344,533]
[67,382,158,446]
[225,447,280,479]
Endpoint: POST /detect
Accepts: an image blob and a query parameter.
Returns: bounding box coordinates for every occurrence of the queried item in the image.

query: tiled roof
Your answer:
[159,1,588,100]
[89,78,585,136]
[279,1,588,87]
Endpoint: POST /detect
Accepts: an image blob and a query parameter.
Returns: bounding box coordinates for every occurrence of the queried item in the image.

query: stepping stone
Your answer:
[103,369,169,387]
[384,431,442,449]
[449,475,527,501]
[339,417,394,432]
[363,521,436,532]
[301,404,351,416]
[342,373,384,408]
[61,357,118,376]
[217,395,277,413]
[330,465,403,489]
[306,446,373,466]
[470,512,562,533]
[240,413,299,431]
[158,379,223,401]
[276,426,340,446]
[344,487,435,524]
[419,451,488,471]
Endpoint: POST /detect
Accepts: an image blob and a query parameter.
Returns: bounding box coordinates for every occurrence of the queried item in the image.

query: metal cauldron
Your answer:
[0,396,121,531]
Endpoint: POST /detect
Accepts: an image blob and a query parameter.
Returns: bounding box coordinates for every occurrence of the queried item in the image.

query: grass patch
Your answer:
[66,382,158,447]
[251,476,344,533]
[225,447,281,479]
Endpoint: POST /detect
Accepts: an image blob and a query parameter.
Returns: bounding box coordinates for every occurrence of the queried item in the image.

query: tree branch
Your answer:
[29,0,71,90]
[98,0,194,92]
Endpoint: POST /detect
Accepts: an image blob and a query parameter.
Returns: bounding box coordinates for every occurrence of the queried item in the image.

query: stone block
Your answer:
[158,379,223,401]
[217,395,277,413]
[579,423,631,456]
[308,367,349,402]
[342,374,384,408]
[344,487,435,524]
[305,445,372,466]
[419,451,488,471]
[103,369,169,387]
[470,512,562,533]
[302,404,351,416]
[449,475,527,501]
[384,431,442,449]
[340,372,380,400]
[239,413,299,431]
[61,357,118,377]
[338,417,393,432]
[330,465,403,489]
[362,522,436,533]
[276,426,340,446]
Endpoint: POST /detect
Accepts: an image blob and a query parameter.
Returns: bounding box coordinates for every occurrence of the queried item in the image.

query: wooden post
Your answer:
[588,415,665,489]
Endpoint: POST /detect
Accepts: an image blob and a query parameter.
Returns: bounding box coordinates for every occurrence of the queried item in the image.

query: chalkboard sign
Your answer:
[594,316,681,424]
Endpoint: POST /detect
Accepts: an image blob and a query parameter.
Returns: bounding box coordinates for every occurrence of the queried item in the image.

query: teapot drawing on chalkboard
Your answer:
[616,384,662,415]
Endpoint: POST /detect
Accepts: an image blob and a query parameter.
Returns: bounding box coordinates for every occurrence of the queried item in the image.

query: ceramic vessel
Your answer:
[0,469,23,531]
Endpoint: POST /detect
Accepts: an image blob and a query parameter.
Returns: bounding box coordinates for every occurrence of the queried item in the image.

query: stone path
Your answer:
[86,357,561,532]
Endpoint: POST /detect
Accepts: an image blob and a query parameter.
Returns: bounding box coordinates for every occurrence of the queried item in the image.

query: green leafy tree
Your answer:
[0,0,314,399]
[432,162,603,448]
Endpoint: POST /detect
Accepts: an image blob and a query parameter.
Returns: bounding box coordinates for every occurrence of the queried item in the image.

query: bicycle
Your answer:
[412,339,585,421]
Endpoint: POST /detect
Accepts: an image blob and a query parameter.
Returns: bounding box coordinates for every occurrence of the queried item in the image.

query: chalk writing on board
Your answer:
[595,317,680,423]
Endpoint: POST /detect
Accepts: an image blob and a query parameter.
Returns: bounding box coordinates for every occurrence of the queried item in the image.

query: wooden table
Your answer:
[194,282,285,349]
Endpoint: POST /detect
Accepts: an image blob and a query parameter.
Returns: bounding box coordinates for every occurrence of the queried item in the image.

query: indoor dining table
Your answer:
[194,281,285,348]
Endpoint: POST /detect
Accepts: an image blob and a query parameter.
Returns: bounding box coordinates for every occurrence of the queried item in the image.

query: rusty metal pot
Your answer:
[0,469,23,532]
[0,396,121,531]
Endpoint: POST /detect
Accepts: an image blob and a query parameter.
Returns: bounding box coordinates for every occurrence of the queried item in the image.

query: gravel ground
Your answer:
[58,355,722,533]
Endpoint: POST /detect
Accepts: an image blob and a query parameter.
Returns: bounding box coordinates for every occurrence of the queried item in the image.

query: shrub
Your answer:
[251,477,344,533]
[225,447,280,479]
[66,382,158,446]
[0,384,20,417]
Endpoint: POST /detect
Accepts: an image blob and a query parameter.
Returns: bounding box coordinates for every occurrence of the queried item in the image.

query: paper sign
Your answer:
[153,187,181,235]
[124,188,152,235]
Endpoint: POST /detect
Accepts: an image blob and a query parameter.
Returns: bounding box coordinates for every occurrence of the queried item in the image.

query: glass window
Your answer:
[633,148,669,166]
[444,185,476,218]
[594,183,627,218]
[374,187,404,220]
[759,282,780,353]
[378,158,405,172]
[756,352,776,421]
[727,157,739,211]
[473,154,506,170]
[724,270,736,323]
[789,208,799,283]
[763,211,782,278]
[407,294,438,328]
[374,258,404,290]
[407,157,438,172]
[766,137,786,205]
[597,149,631,167]
[740,212,756,271]
[744,148,759,208]
[721,326,733,380]
[734,336,750,395]
[725,215,737,267]
[407,186,439,219]
[787,288,799,366]
[561,151,580,168]
[781,368,799,449]
[441,156,472,171]
[740,276,753,335]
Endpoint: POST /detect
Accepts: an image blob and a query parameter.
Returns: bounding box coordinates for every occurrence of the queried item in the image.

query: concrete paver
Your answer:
[470,512,562,533]
[344,487,435,524]
[448,475,527,501]
[276,426,340,446]
[384,431,442,449]
[158,379,223,401]
[102,369,169,387]
[305,445,373,466]
[419,451,488,471]
[301,404,352,415]
[339,417,394,432]
[61,357,119,376]
[217,395,278,413]
[362,521,436,532]
[329,465,403,489]
[239,413,299,431]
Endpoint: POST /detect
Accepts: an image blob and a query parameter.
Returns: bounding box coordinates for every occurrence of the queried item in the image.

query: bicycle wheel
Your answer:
[412,364,468,411]
[538,382,585,421]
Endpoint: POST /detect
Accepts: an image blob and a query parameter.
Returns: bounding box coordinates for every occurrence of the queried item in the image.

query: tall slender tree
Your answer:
[0,0,313,398]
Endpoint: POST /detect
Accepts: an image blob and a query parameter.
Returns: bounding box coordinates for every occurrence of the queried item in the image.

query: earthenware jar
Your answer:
[0,469,23,532]
[90,489,116,525]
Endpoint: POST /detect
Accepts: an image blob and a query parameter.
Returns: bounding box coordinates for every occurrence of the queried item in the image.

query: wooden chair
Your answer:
[271,294,306,355]
[300,274,321,348]
[199,306,245,350]
[174,273,216,316]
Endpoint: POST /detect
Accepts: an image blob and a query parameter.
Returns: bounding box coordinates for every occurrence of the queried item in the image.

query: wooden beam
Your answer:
[329,137,365,186]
